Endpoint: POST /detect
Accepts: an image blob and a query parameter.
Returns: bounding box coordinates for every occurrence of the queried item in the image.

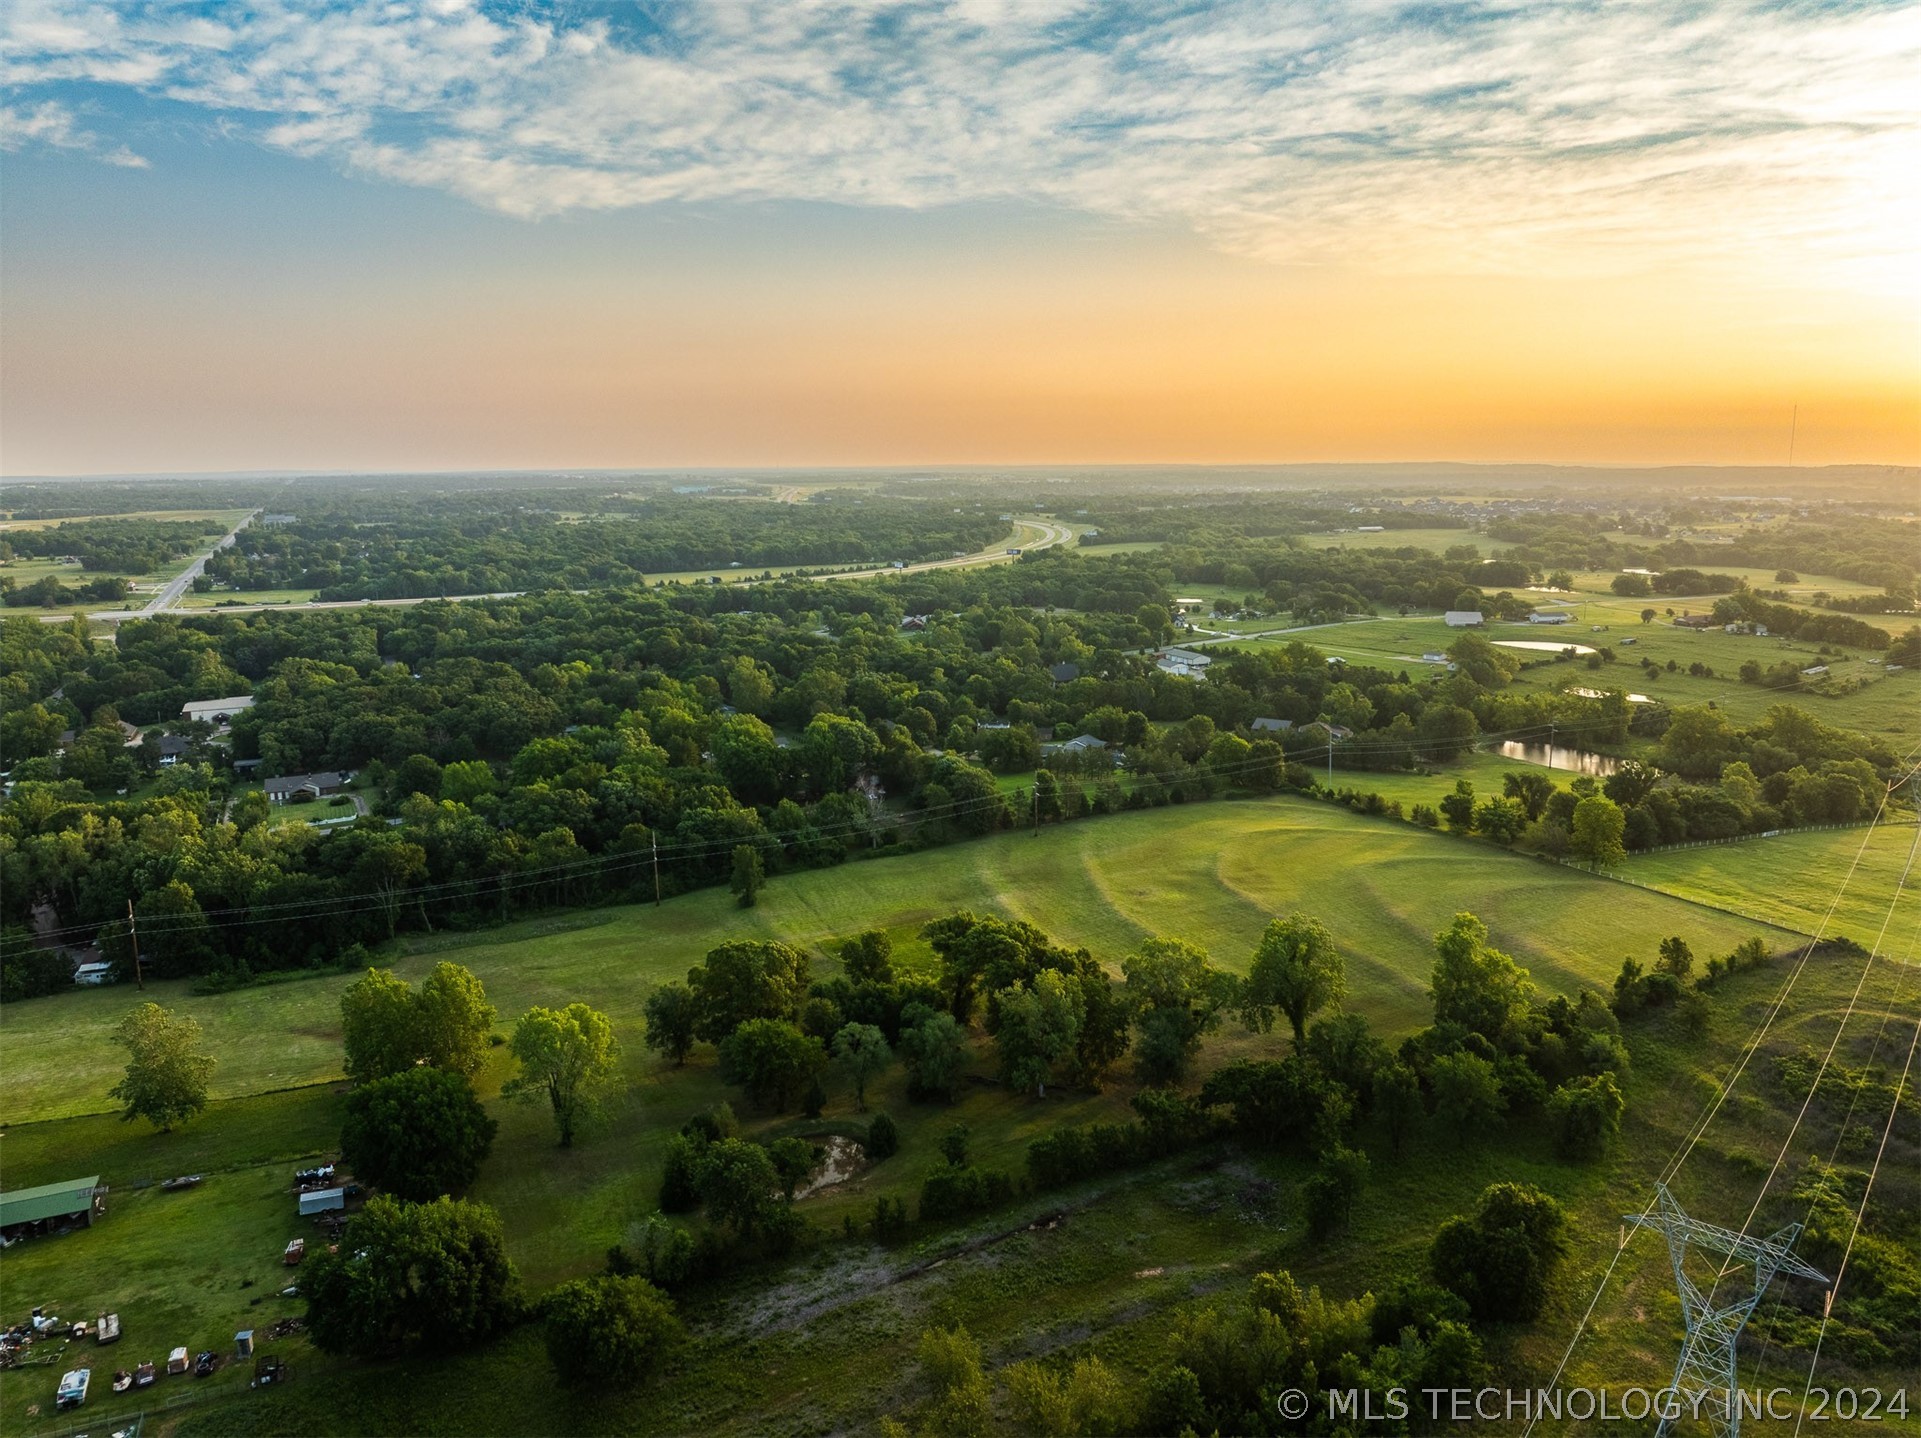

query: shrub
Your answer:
[918,1165,1014,1221]
[865,1111,900,1160]
[1549,1073,1626,1160]
[1429,1182,1568,1322]
[1302,1145,1369,1240]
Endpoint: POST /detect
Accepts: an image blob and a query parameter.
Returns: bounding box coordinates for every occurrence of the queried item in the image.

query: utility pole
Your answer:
[1031,784,1039,836]
[651,832,662,908]
[1326,737,1334,786]
[1548,721,1557,771]
[126,898,144,990]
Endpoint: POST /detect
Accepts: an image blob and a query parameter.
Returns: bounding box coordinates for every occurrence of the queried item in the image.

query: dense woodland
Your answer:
[2,532,1905,994]
[200,493,1008,599]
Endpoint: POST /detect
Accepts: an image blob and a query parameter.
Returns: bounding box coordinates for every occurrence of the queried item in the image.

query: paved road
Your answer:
[143,509,260,613]
[45,516,1075,624]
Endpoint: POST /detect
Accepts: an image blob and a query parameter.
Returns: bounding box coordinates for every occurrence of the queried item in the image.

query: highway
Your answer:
[43,516,1077,625]
[142,509,260,613]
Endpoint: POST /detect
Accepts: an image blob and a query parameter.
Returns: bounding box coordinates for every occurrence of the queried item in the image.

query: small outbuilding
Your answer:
[180,695,254,724]
[265,772,346,804]
[0,1175,102,1241]
[1443,611,1485,628]
[297,1187,345,1217]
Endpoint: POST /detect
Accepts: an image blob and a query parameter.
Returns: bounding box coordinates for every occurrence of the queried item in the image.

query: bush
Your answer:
[305,1196,520,1356]
[544,1275,682,1388]
[1549,1073,1626,1160]
[865,1111,900,1160]
[1429,1183,1568,1322]
[0,942,75,1003]
[340,1067,497,1202]
[918,1164,1015,1221]
[1302,1145,1369,1240]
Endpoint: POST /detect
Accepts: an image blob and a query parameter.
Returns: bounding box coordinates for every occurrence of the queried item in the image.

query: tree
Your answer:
[1612,573,1652,597]
[839,929,895,986]
[899,1004,970,1102]
[940,1123,972,1168]
[1437,780,1477,833]
[866,1110,900,1159]
[832,1022,891,1110]
[994,970,1084,1096]
[341,967,424,1084]
[696,1138,780,1237]
[1376,1061,1422,1156]
[1302,1145,1370,1240]
[1429,1183,1568,1322]
[1549,1073,1626,1160]
[1501,770,1555,822]
[304,1195,519,1356]
[414,962,497,1077]
[544,1275,682,1388]
[504,1002,621,1147]
[643,981,699,1066]
[718,1018,825,1111]
[730,843,764,907]
[107,1002,214,1131]
[687,940,811,1042]
[1240,913,1345,1048]
[1123,936,1228,1085]
[1004,1354,1128,1437]
[915,1325,991,1438]
[1569,794,1627,869]
[1429,913,1535,1044]
[1656,936,1694,979]
[341,963,495,1083]
[340,1067,497,1201]
[1429,1051,1506,1137]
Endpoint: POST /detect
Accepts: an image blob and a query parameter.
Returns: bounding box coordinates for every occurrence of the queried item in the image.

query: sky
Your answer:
[2,0,1917,475]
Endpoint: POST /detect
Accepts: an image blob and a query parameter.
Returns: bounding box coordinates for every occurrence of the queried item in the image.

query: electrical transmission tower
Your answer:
[1625,1184,1828,1438]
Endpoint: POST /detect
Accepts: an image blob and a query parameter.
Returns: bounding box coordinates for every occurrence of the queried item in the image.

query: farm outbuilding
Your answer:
[0,1175,102,1241]
[297,1187,345,1216]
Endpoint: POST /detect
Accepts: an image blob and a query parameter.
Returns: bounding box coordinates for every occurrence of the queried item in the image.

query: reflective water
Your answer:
[1494,741,1623,776]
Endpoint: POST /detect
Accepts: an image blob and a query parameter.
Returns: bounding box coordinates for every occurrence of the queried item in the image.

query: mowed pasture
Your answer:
[10,915,1910,1438]
[1,797,1782,1127]
[1,801,1906,1437]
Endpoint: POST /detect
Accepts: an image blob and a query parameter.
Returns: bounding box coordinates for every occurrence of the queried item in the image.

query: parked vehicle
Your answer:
[194,1350,216,1377]
[133,1360,156,1387]
[55,1368,90,1410]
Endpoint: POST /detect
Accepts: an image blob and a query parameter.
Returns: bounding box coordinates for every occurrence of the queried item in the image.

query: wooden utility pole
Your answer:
[127,899,144,990]
[651,832,662,908]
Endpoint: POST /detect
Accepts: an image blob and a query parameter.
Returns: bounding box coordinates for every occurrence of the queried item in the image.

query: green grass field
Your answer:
[3,798,1913,1436]
[0,796,1783,1126]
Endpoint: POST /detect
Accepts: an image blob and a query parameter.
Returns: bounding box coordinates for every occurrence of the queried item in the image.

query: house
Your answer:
[1443,611,1484,628]
[260,513,298,525]
[0,1175,103,1242]
[1421,651,1449,664]
[1172,598,1206,613]
[232,757,263,776]
[900,614,931,630]
[1047,662,1080,684]
[1043,733,1111,761]
[73,962,117,987]
[265,771,345,804]
[181,695,254,724]
[1250,717,1293,733]
[1529,612,1573,625]
[1673,615,1718,629]
[1155,647,1213,679]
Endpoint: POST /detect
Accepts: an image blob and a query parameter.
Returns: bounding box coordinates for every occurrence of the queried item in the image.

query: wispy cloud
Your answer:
[2,0,1915,287]
[0,98,148,166]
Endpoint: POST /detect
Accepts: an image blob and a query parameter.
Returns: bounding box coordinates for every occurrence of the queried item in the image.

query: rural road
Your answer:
[143,509,260,613]
[46,516,1075,624]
